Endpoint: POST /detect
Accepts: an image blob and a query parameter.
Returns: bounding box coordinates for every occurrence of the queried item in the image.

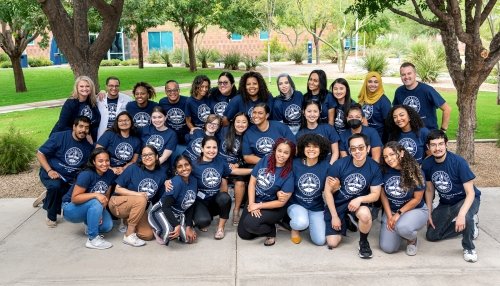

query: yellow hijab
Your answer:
[358,72,384,105]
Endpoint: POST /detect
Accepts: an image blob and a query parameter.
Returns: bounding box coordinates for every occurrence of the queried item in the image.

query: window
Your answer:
[148,31,174,52]
[259,31,269,40]
[231,33,243,41]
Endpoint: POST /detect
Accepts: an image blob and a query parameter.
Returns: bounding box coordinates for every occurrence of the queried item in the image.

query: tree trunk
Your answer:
[314,35,320,64]
[337,38,345,73]
[69,60,100,91]
[10,55,27,92]
[187,34,197,72]
[497,63,500,105]
[456,85,479,164]
[137,31,144,69]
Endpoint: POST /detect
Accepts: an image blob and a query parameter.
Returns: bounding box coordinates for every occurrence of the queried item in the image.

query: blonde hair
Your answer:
[71,76,97,107]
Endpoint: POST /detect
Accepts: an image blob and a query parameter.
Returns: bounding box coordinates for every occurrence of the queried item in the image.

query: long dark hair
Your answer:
[330,78,353,118]
[386,105,424,142]
[296,133,330,162]
[172,154,192,177]
[238,71,270,104]
[304,70,328,103]
[299,100,322,130]
[110,111,138,137]
[190,75,211,98]
[266,138,295,178]
[225,112,249,154]
[381,141,424,191]
[198,136,218,162]
[276,73,296,99]
[86,147,111,171]
[217,71,237,96]
[138,145,161,171]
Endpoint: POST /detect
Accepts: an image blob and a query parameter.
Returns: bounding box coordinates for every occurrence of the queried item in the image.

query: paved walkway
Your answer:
[0,188,499,285]
[0,60,497,115]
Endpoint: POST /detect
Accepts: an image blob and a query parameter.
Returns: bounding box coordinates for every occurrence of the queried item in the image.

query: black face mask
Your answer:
[348,119,362,129]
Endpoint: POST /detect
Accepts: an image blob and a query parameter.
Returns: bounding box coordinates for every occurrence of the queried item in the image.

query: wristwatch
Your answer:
[396,209,403,215]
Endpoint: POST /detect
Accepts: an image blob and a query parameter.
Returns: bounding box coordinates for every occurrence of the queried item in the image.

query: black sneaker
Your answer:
[358,240,373,259]
[346,213,358,232]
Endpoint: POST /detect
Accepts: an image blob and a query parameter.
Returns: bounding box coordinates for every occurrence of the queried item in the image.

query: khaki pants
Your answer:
[109,195,153,241]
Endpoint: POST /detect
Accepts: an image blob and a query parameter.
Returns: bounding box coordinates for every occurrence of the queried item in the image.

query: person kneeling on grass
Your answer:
[149,155,197,245]
[422,130,481,263]
[62,147,115,249]
[323,133,382,259]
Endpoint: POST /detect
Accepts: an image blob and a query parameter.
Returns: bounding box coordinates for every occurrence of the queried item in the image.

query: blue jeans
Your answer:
[287,204,326,246]
[62,199,113,240]
[426,197,480,250]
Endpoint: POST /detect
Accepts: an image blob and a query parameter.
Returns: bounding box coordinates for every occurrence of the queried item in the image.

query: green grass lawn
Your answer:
[0,70,498,147]
[0,66,242,106]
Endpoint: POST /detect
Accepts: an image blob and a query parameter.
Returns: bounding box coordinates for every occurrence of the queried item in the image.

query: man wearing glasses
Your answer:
[97,76,132,139]
[159,80,189,145]
[323,133,382,259]
[422,130,481,263]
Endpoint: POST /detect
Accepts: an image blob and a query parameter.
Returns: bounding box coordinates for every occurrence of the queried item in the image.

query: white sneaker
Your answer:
[123,233,146,247]
[33,190,47,207]
[463,249,478,263]
[406,238,418,256]
[86,235,113,250]
[473,214,479,240]
[118,220,127,233]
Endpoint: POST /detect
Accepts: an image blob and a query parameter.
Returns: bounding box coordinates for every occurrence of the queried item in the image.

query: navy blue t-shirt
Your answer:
[272,91,304,135]
[160,175,197,215]
[291,157,330,212]
[191,156,232,201]
[362,95,391,140]
[242,120,296,159]
[50,99,101,141]
[396,128,430,164]
[382,167,425,212]
[185,96,211,128]
[208,88,235,117]
[217,126,244,164]
[327,156,383,206]
[158,96,189,144]
[422,151,481,205]
[38,130,94,181]
[126,100,158,128]
[115,163,167,200]
[296,123,340,145]
[251,155,294,203]
[106,97,119,129]
[339,126,383,154]
[97,131,141,167]
[306,92,337,123]
[183,129,208,162]
[223,94,275,124]
[393,82,446,130]
[334,103,347,134]
[62,169,115,203]
[139,125,178,164]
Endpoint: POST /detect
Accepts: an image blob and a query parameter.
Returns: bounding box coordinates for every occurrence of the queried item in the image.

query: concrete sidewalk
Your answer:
[0,188,499,285]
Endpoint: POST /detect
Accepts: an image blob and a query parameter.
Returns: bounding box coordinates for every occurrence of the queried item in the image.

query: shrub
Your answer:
[323,48,338,63]
[0,126,36,175]
[287,46,306,64]
[147,50,162,64]
[360,51,389,75]
[158,50,173,67]
[0,53,9,62]
[197,47,221,68]
[223,51,241,70]
[407,40,446,83]
[171,48,189,65]
[28,56,53,67]
[261,36,287,62]
[120,59,139,66]
[243,55,259,71]
[100,59,120,66]
[0,61,12,68]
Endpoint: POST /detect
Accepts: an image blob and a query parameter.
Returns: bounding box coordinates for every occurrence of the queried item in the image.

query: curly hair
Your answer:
[238,71,270,104]
[133,82,156,99]
[190,75,211,98]
[266,138,296,178]
[381,141,424,191]
[296,133,330,162]
[385,105,424,142]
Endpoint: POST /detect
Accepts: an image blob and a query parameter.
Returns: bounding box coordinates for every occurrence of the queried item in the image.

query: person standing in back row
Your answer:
[393,62,451,131]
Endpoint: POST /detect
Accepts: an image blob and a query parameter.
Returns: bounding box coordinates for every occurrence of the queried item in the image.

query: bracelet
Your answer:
[47,169,53,173]
[440,127,447,132]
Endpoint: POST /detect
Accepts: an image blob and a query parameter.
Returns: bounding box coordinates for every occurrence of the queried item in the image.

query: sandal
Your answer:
[232,213,240,226]
[214,228,225,240]
[264,237,276,246]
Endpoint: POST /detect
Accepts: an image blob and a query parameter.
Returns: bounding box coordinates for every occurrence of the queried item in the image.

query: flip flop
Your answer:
[264,237,276,246]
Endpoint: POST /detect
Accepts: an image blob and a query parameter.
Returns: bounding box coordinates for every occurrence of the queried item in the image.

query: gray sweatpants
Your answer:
[148,202,188,245]
[379,205,429,253]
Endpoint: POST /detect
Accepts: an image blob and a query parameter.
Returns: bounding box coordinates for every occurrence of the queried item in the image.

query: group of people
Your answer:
[33,62,481,263]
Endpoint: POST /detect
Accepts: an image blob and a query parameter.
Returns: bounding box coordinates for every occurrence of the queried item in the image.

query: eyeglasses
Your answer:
[349,145,366,153]
[207,122,220,127]
[166,89,179,93]
[141,153,155,159]
[428,142,446,148]
[218,81,230,86]
[118,119,131,123]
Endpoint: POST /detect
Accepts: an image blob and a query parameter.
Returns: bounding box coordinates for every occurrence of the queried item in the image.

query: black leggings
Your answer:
[193,192,231,228]
[237,206,286,239]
